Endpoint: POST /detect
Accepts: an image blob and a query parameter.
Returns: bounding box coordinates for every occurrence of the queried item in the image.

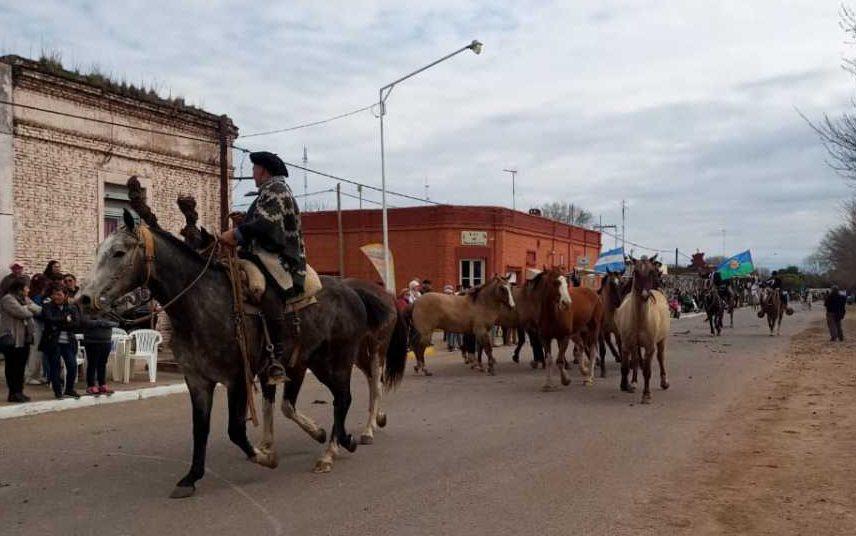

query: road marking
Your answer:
[0,383,188,420]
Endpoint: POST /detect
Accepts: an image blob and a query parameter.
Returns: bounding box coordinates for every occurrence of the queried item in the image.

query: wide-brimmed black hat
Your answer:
[249,151,288,177]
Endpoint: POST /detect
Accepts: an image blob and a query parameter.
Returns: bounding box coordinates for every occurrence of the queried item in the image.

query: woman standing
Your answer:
[24,274,48,385]
[43,260,63,283]
[80,311,118,395]
[40,284,81,399]
[0,277,40,402]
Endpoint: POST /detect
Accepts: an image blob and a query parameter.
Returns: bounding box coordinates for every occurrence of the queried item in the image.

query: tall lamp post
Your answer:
[379,39,483,293]
[503,168,517,211]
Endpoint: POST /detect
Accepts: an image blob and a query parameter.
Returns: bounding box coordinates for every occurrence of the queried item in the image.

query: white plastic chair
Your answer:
[110,328,130,382]
[124,329,162,383]
[75,334,86,382]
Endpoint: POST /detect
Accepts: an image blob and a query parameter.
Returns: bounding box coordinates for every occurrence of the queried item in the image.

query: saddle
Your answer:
[234,258,322,314]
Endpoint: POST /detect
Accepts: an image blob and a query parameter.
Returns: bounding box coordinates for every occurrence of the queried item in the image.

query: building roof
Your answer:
[0,54,237,134]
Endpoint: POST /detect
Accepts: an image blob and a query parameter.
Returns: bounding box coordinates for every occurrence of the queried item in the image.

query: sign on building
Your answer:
[461,230,488,246]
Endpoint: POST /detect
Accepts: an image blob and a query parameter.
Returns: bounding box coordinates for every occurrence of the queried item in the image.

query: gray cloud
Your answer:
[1,0,853,268]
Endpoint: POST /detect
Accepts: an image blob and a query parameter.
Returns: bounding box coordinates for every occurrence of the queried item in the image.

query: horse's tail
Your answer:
[351,285,391,330]
[383,311,409,390]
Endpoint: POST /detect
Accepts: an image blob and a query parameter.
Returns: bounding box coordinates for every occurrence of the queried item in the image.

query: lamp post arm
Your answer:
[380,43,475,102]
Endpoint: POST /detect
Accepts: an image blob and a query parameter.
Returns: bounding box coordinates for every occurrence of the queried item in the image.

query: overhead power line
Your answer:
[238,103,376,139]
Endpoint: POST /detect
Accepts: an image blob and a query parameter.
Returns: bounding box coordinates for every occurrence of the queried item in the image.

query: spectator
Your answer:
[421,279,433,294]
[824,286,847,342]
[40,284,82,399]
[0,277,40,402]
[0,261,27,297]
[405,279,422,304]
[79,310,119,396]
[43,260,63,282]
[63,274,80,298]
[24,274,49,385]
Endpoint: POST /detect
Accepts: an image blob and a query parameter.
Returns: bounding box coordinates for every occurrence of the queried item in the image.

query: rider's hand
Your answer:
[218,229,238,248]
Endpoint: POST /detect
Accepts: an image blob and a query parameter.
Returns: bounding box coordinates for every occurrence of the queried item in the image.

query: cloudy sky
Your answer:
[2,1,854,268]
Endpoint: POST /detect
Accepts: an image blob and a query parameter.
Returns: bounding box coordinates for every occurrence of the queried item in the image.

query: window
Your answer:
[460,259,485,289]
[525,250,537,267]
[103,183,140,239]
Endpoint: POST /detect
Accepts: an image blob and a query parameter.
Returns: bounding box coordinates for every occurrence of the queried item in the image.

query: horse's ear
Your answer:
[122,208,136,231]
[650,254,659,263]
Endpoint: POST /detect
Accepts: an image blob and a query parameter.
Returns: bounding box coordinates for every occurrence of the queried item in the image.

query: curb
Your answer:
[0,383,188,420]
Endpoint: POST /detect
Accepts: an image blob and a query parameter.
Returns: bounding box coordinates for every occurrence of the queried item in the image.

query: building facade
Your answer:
[302,205,601,291]
[0,55,236,279]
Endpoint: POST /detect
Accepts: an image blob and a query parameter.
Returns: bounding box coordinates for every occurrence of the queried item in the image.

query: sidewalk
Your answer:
[0,361,186,419]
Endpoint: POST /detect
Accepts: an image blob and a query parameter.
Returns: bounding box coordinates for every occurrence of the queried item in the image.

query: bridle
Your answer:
[91,225,218,320]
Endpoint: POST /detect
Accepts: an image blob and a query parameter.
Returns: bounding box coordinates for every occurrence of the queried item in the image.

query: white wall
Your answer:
[0,63,13,277]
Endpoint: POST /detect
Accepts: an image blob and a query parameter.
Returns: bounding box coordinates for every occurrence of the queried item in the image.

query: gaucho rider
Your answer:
[218,151,306,384]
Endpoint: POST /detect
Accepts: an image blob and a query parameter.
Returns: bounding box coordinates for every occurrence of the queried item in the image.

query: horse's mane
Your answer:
[147,226,226,273]
[468,282,486,301]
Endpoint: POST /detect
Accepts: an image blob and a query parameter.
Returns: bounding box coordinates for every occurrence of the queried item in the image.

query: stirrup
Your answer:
[266,362,289,385]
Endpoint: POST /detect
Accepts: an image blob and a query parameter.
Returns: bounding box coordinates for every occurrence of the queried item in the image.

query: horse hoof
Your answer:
[253,449,279,469]
[641,394,652,404]
[512,354,520,364]
[541,384,558,392]
[661,379,670,390]
[530,360,539,370]
[169,485,195,499]
[487,366,496,376]
[377,413,387,428]
[626,385,636,393]
[359,434,374,445]
[560,375,571,386]
[413,366,420,373]
[314,429,327,444]
[423,369,433,377]
[572,358,579,365]
[313,460,333,473]
[343,435,358,453]
[583,378,593,387]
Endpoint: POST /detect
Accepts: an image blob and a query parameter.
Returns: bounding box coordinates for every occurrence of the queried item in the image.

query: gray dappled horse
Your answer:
[79,210,405,498]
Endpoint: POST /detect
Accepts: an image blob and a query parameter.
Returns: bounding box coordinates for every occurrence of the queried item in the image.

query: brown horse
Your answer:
[522,267,603,391]
[758,287,785,336]
[344,279,409,444]
[615,255,670,404]
[597,269,624,376]
[411,275,515,375]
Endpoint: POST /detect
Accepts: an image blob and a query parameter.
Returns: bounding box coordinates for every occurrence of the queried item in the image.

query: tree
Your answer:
[539,202,593,227]
[811,7,856,181]
[811,199,856,287]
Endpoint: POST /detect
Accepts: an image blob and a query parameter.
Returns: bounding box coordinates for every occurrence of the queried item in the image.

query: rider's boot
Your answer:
[266,311,301,385]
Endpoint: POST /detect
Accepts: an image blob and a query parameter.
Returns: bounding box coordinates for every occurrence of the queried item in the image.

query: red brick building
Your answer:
[302,205,601,291]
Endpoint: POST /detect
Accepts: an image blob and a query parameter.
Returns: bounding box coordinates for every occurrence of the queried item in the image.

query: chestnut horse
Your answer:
[522,267,603,391]
[411,275,515,375]
[597,269,624,376]
[615,255,670,403]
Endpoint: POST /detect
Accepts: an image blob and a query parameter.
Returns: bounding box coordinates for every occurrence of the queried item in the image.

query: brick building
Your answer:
[302,205,601,291]
[0,55,236,279]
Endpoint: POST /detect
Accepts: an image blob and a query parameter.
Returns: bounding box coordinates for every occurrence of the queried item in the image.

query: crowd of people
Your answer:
[0,260,119,403]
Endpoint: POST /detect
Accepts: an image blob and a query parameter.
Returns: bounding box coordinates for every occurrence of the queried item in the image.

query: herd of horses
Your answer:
[74,186,781,498]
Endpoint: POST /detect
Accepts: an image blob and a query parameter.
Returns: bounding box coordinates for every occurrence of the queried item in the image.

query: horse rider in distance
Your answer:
[218,151,307,384]
[760,270,788,307]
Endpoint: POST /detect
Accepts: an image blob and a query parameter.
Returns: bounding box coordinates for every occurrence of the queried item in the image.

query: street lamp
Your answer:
[503,169,517,211]
[378,40,484,292]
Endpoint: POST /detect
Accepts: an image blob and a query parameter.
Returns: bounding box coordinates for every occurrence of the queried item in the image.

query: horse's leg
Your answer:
[358,349,383,445]
[619,341,634,393]
[640,345,654,404]
[657,339,669,390]
[529,329,545,368]
[512,327,525,363]
[581,333,597,386]
[478,328,497,375]
[260,382,277,454]
[472,338,485,372]
[170,376,215,499]
[631,346,640,385]
[313,358,358,473]
[227,379,277,469]
[608,332,622,363]
[541,338,558,391]
[415,332,434,376]
[281,366,327,444]
[558,337,571,386]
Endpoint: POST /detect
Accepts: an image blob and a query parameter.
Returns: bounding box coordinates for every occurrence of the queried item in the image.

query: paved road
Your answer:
[0,307,818,536]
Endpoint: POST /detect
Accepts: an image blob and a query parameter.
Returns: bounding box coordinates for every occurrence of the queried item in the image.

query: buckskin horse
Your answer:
[78,209,406,498]
[411,275,515,375]
[522,267,603,391]
[615,255,671,403]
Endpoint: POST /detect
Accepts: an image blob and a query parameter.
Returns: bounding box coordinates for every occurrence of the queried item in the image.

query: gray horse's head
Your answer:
[78,210,148,311]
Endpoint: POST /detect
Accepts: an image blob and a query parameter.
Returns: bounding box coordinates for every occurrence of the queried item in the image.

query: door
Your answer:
[460,259,485,289]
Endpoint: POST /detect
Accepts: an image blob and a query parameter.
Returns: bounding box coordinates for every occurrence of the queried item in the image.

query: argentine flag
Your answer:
[595,247,626,273]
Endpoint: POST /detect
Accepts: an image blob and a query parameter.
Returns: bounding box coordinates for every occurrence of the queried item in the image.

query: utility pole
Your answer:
[593,215,618,249]
[336,183,345,277]
[503,169,517,211]
[675,248,679,269]
[357,184,363,209]
[621,199,627,252]
[218,115,230,232]
[721,228,726,257]
[424,176,430,201]
[302,146,308,201]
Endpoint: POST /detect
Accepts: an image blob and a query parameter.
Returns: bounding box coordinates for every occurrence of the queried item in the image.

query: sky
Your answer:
[2,0,854,268]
